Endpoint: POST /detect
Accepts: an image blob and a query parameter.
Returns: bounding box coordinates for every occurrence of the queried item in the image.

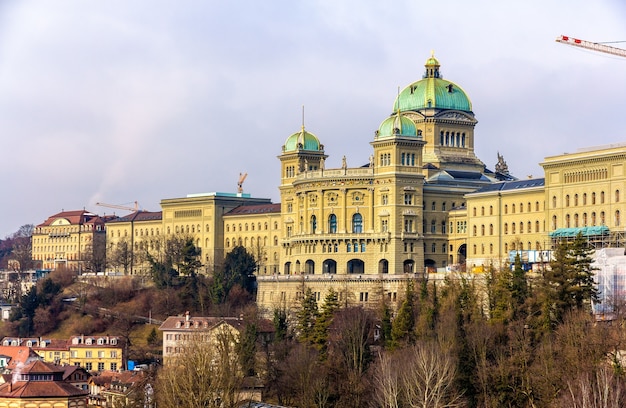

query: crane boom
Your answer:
[96,201,139,212]
[237,172,248,194]
[556,35,626,58]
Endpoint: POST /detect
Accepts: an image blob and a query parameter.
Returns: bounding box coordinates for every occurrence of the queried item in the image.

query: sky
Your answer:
[1,0,626,238]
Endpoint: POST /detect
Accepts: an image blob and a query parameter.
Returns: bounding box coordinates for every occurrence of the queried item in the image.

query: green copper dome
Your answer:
[376,113,418,139]
[392,54,472,113]
[283,127,322,152]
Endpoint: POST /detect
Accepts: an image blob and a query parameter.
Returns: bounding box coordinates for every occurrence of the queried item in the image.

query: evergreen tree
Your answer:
[295,287,319,344]
[569,233,598,310]
[542,235,597,328]
[391,280,415,347]
[237,322,258,376]
[272,308,288,341]
[312,288,339,357]
[511,252,529,316]
[212,245,257,303]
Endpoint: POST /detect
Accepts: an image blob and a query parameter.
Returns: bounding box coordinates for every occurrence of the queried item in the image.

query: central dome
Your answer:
[393,54,472,113]
[283,127,322,152]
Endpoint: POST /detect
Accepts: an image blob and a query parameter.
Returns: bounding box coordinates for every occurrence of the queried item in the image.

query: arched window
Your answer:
[535,220,540,232]
[601,191,605,204]
[591,212,596,226]
[601,211,606,225]
[616,210,621,226]
[473,225,477,236]
[552,215,557,230]
[565,195,570,207]
[352,213,363,233]
[520,222,524,233]
[583,193,587,205]
[489,224,494,235]
[504,205,508,214]
[504,223,508,234]
[328,214,337,233]
[574,213,579,228]
[481,225,485,236]
[552,196,557,208]
[311,215,317,233]
[616,190,621,203]
[566,214,571,228]
[379,259,389,274]
[512,204,516,213]
[574,194,578,206]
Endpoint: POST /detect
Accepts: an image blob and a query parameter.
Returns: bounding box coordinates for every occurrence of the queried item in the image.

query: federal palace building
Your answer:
[31,54,626,313]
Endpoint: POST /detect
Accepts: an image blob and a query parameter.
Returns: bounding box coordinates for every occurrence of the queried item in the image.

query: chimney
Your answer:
[185,311,190,322]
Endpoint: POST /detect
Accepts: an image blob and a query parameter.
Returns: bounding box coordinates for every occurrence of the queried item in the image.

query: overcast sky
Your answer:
[1,1,626,238]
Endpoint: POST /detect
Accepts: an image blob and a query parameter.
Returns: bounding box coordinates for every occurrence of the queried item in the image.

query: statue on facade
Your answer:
[342,155,347,169]
[495,151,509,175]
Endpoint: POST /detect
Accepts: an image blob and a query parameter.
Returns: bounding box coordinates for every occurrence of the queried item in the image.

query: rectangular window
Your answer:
[382,194,388,205]
[110,363,117,371]
[359,292,369,302]
[98,351,104,358]
[404,219,413,232]
[404,194,413,205]
[98,362,105,371]
[85,351,92,358]
[85,362,92,371]
[381,219,388,232]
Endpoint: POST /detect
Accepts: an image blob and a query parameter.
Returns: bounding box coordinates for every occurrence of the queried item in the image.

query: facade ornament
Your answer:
[342,155,347,169]
[495,152,509,175]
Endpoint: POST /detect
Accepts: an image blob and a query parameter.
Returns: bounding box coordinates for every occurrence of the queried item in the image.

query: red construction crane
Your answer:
[556,35,626,58]
[96,201,140,213]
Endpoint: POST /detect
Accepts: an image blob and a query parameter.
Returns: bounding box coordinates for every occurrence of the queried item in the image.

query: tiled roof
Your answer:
[225,204,281,216]
[469,178,545,194]
[36,210,103,227]
[0,346,39,370]
[0,360,88,398]
[0,380,88,398]
[159,316,246,332]
[107,211,163,223]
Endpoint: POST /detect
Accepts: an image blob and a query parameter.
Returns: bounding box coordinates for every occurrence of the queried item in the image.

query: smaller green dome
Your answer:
[376,113,418,139]
[283,127,322,152]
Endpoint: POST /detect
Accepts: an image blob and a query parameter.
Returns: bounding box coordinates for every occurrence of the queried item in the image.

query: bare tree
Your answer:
[558,366,626,408]
[372,350,401,408]
[401,341,463,408]
[155,327,243,408]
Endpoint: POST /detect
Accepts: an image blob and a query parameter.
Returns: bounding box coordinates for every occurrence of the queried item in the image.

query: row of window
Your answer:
[551,211,620,228]
[226,221,277,232]
[168,224,210,234]
[472,241,543,255]
[473,201,543,217]
[471,220,543,236]
[78,362,117,371]
[226,236,278,248]
[35,225,101,234]
[554,190,620,208]
[440,131,466,147]
[281,258,413,274]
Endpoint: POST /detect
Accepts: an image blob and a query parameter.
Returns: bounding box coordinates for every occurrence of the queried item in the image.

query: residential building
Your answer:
[66,335,124,372]
[31,210,107,272]
[0,360,88,407]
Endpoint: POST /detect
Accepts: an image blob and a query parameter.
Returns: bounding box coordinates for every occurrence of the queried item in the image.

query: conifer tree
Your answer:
[313,288,339,358]
[296,287,319,344]
[391,280,415,346]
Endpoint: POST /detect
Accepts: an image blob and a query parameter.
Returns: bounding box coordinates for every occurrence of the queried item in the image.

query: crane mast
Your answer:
[556,35,626,58]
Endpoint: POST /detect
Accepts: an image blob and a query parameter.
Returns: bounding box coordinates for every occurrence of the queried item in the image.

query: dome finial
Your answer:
[301,105,305,132]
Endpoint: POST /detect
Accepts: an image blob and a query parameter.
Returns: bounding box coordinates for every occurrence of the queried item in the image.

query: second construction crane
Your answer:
[556,35,626,58]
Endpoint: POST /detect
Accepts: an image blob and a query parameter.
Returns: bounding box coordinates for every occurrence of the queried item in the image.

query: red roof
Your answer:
[0,346,39,370]
[0,360,88,398]
[36,210,104,227]
[224,203,281,216]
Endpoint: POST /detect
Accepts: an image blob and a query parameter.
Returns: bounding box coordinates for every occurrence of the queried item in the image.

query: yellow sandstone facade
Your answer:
[29,54,626,317]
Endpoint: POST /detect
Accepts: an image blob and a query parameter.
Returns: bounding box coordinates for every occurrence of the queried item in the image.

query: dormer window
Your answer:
[97,338,104,345]
[176,321,181,328]
[85,338,92,345]
[110,338,117,345]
